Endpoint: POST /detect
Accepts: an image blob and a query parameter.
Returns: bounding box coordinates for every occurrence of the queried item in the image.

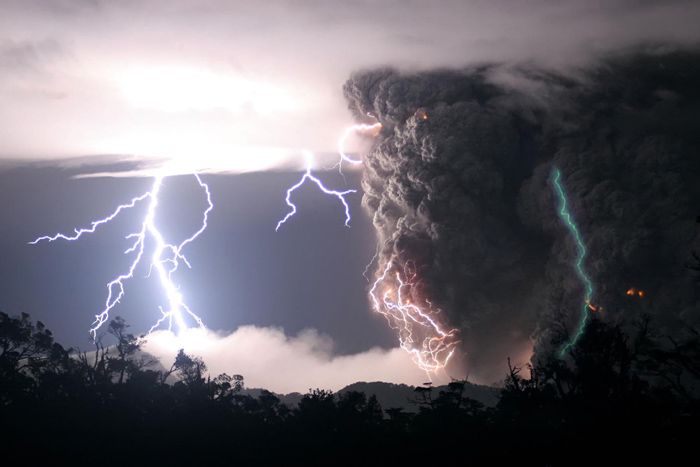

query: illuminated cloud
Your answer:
[142,326,450,393]
[1,1,699,172]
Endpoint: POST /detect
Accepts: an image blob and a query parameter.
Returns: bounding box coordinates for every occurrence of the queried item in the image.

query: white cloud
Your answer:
[1,1,698,170]
[141,326,450,393]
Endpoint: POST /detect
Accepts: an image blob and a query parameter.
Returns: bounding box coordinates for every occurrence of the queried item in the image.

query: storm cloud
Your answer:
[2,0,700,171]
[344,49,700,383]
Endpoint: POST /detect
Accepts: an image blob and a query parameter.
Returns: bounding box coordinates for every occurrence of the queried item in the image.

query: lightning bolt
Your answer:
[275,151,356,231]
[335,122,382,172]
[551,167,595,357]
[30,173,212,338]
[278,121,457,374]
[369,260,459,373]
[275,122,384,230]
[362,243,381,283]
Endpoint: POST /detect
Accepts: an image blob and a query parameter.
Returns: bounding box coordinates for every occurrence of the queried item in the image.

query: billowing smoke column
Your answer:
[345,50,700,382]
[344,67,547,381]
[521,51,700,364]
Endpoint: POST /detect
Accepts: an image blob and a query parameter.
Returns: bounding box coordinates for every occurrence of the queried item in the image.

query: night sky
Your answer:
[1,0,699,391]
[0,165,386,352]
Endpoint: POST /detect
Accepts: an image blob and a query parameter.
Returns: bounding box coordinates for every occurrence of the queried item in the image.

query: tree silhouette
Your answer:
[0,310,698,464]
[106,316,152,384]
[171,348,207,386]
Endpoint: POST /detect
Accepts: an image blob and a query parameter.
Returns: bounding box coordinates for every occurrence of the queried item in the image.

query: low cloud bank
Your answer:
[142,326,450,393]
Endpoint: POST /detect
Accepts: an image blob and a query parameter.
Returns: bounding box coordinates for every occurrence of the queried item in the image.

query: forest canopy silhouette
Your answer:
[1,309,697,465]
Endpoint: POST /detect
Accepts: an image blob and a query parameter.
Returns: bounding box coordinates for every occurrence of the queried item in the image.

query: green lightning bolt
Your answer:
[551,167,595,357]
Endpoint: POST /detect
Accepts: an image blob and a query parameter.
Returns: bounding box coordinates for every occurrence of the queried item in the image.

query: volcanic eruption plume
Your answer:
[345,50,700,382]
[344,67,548,381]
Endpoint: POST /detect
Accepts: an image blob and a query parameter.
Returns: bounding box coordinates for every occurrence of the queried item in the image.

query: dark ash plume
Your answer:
[344,50,700,383]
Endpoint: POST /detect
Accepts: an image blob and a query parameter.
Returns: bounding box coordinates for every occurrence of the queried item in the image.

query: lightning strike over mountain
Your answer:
[369,260,459,373]
[30,174,213,338]
[551,167,595,357]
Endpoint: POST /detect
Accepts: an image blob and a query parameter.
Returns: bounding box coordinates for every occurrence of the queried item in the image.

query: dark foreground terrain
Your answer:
[1,311,698,466]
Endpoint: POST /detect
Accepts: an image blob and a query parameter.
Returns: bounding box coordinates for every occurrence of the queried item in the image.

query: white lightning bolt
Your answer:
[275,122,382,230]
[275,122,459,373]
[369,260,459,373]
[275,151,356,231]
[30,173,212,338]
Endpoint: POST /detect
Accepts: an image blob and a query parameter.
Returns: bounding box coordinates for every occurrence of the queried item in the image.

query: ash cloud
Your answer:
[345,49,700,383]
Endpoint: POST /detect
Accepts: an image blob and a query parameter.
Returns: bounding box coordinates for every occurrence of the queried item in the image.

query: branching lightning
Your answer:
[32,116,458,377]
[275,121,458,374]
[551,167,595,357]
[275,151,356,231]
[369,261,459,373]
[275,121,381,230]
[30,174,212,338]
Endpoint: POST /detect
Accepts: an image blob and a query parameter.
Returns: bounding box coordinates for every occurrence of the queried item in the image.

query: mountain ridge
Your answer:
[242,380,500,412]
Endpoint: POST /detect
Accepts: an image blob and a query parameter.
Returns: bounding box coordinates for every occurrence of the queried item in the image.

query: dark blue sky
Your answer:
[0,164,394,353]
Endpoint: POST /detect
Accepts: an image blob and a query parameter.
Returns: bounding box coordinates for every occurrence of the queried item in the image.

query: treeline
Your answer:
[0,311,698,465]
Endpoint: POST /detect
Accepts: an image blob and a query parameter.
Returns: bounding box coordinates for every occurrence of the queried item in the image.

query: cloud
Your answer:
[344,50,700,380]
[0,39,63,75]
[1,1,699,170]
[141,326,449,393]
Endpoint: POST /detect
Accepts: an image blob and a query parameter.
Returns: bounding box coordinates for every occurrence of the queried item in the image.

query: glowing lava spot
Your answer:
[415,109,429,121]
